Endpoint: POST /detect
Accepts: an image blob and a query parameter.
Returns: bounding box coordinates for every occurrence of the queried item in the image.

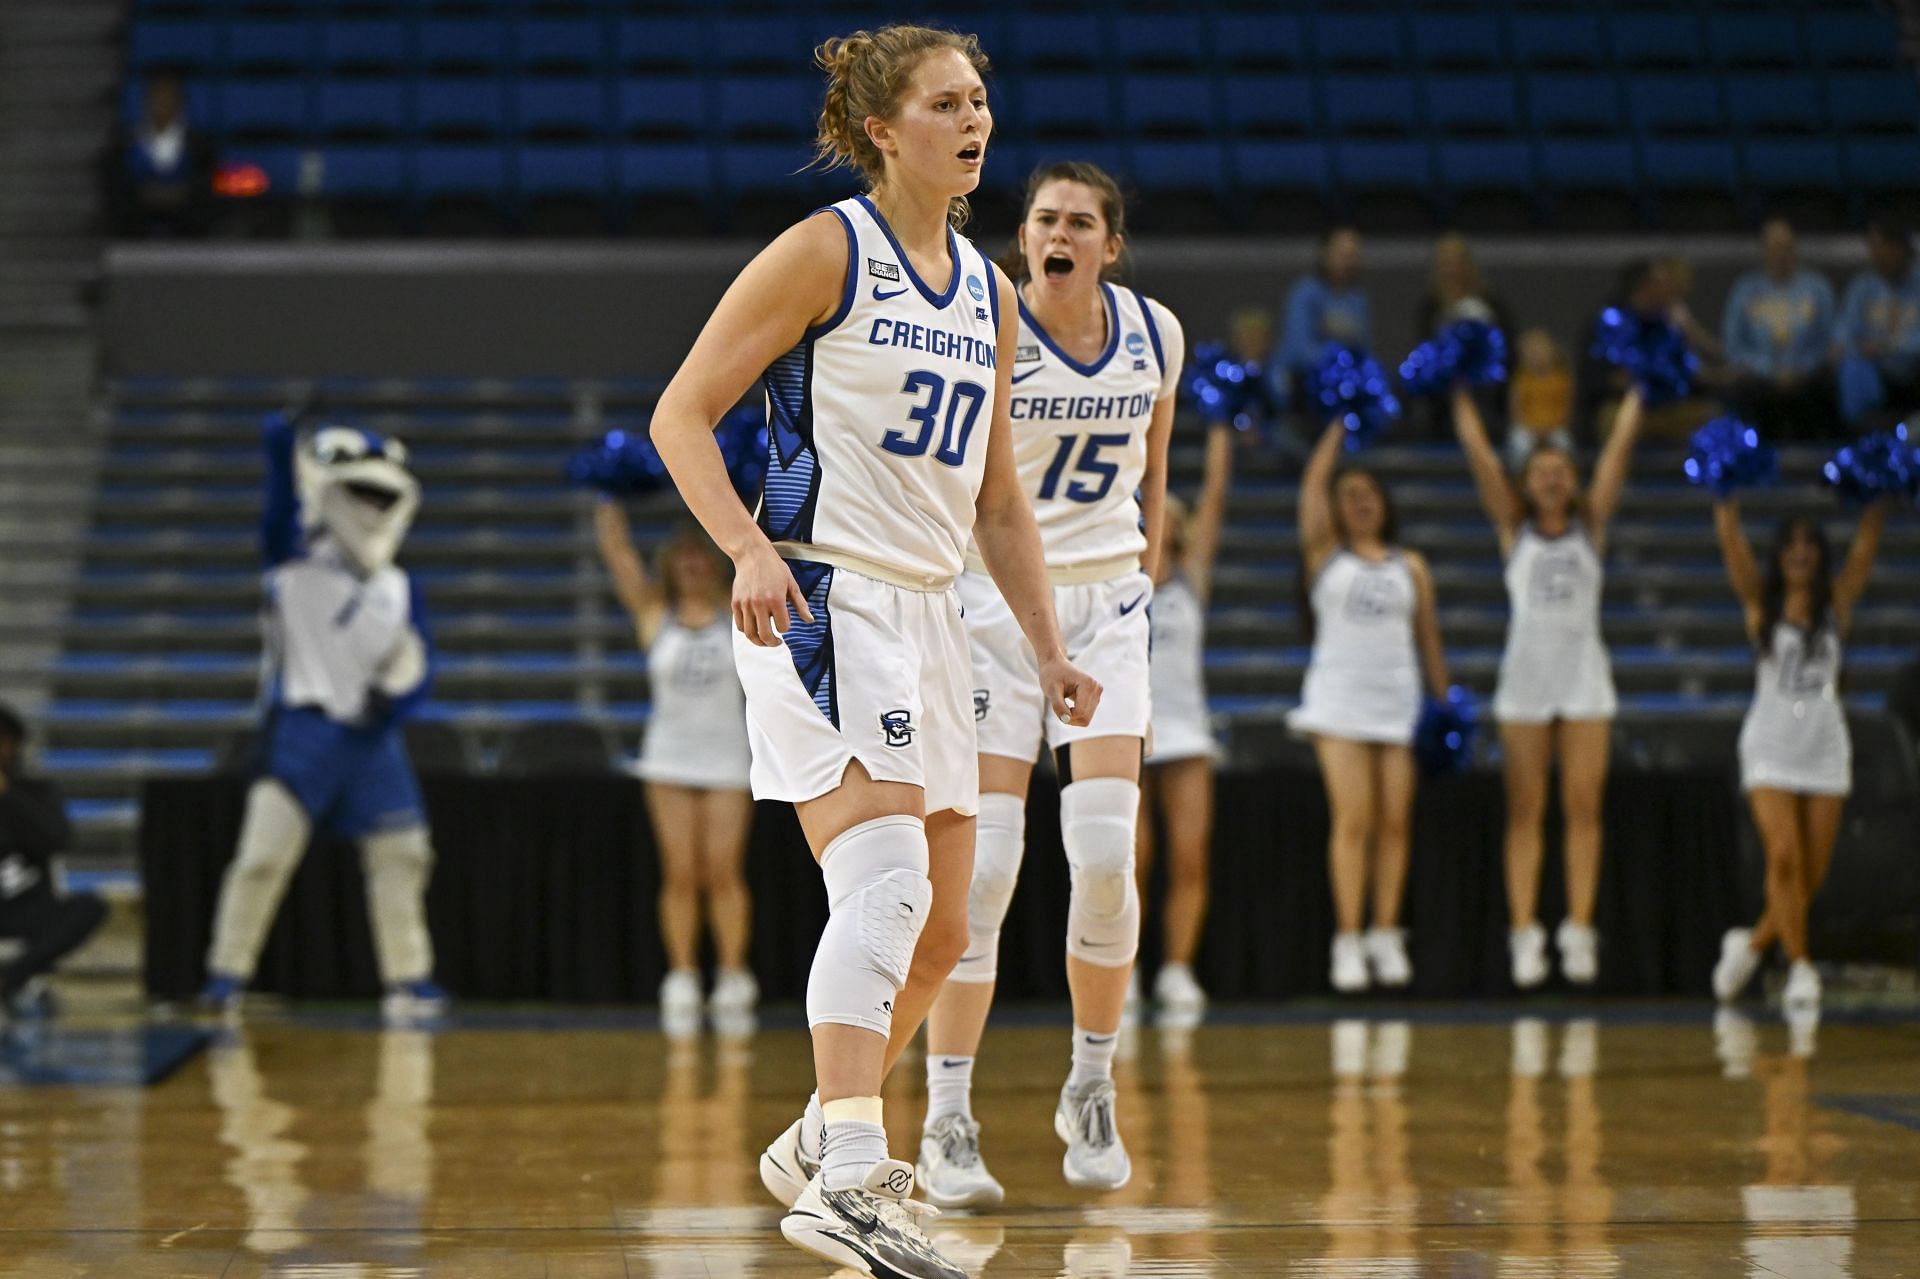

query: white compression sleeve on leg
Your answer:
[1061,777,1141,967]
[949,791,1026,984]
[207,779,312,979]
[804,814,931,1037]
[360,824,436,985]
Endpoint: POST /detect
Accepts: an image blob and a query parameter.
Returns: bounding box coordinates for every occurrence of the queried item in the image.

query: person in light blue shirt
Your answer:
[1836,220,1920,428]
[1723,219,1839,437]
[1277,226,1372,393]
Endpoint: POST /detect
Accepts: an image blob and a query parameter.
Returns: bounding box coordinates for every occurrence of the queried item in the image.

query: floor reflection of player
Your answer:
[1315,1020,1415,1273]
[208,1032,311,1254]
[360,1028,434,1229]
[1502,1019,1616,1277]
[641,1033,768,1276]
[1742,1043,1854,1279]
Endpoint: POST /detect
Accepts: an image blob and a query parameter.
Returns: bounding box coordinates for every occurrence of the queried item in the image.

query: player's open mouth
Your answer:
[958,143,982,164]
[1043,254,1074,279]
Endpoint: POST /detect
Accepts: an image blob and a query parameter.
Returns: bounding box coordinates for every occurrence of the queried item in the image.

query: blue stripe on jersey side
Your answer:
[782,558,839,728]
[1018,281,1121,377]
[1133,288,1166,379]
[808,204,859,339]
[758,342,820,544]
[855,193,961,310]
[981,247,1001,332]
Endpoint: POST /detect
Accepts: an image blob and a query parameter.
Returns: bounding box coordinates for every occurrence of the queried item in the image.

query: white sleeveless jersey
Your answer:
[757,194,1002,586]
[1146,574,1218,761]
[1288,549,1423,744]
[1002,285,1184,568]
[639,615,751,788]
[1739,620,1851,794]
[1493,521,1617,722]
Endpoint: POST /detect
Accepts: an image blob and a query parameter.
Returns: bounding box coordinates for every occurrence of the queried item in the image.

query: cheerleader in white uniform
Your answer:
[595,501,756,1024]
[1290,422,1451,993]
[1711,497,1888,1013]
[646,26,1098,1278]
[1453,385,1646,988]
[1135,420,1235,1017]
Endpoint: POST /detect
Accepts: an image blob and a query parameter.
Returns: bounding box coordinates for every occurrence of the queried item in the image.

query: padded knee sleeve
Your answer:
[361,825,435,985]
[950,791,1027,984]
[1061,778,1141,967]
[805,814,931,1036]
[207,779,313,979]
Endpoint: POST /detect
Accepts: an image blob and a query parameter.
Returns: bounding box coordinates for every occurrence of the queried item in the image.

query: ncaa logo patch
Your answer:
[1125,332,1147,356]
[966,274,986,302]
[880,708,915,747]
[868,258,901,281]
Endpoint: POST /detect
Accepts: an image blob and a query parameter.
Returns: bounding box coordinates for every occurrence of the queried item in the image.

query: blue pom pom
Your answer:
[1308,344,1401,451]
[1822,422,1920,507]
[565,427,668,496]
[1684,417,1778,497]
[1415,686,1479,778]
[715,403,769,504]
[1591,306,1697,405]
[1183,340,1284,435]
[1398,320,1508,397]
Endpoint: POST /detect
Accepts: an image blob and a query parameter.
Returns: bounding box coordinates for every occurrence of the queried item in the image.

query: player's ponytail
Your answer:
[812,25,991,230]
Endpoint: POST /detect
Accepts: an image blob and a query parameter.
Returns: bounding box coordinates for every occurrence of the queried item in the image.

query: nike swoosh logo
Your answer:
[1011,366,1044,384]
[1084,1035,1115,1045]
[1118,593,1146,615]
[1078,936,1119,948]
[872,285,908,301]
[940,1058,968,1067]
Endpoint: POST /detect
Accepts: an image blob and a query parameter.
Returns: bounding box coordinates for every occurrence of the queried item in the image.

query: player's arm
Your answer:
[650,215,843,646]
[1451,384,1520,551]
[1298,419,1344,579]
[1586,383,1643,554]
[975,268,1102,726]
[1137,305,1185,583]
[1712,496,1763,626]
[1407,550,1451,700]
[1834,497,1889,630]
[371,576,433,725]
[260,411,302,568]
[594,499,665,646]
[1188,422,1234,605]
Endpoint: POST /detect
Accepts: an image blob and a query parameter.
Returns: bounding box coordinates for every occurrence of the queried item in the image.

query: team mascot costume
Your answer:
[199,412,447,1022]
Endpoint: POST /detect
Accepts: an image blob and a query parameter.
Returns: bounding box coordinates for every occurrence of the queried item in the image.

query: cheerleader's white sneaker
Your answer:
[1365,927,1413,987]
[1713,928,1762,1002]
[1782,959,1822,1013]
[1556,921,1599,985]
[1331,933,1370,993]
[1510,923,1549,989]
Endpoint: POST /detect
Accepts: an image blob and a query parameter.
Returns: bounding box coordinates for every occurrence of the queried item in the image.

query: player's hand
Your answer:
[733,540,812,647]
[1040,655,1102,728]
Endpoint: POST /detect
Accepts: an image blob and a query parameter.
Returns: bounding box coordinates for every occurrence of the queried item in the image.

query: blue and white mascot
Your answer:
[200,413,446,1021]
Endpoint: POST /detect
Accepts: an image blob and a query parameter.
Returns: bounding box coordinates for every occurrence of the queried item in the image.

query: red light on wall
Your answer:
[215,162,270,199]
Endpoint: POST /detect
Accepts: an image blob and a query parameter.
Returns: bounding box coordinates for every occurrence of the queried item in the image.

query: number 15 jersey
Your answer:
[757,194,1003,587]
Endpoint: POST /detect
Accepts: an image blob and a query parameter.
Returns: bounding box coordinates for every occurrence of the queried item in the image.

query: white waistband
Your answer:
[962,550,1141,586]
[774,542,956,593]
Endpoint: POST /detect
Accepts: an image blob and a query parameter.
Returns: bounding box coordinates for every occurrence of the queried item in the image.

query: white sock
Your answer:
[926,1054,974,1123]
[820,1096,888,1191]
[801,1090,825,1163]
[1068,1024,1119,1091]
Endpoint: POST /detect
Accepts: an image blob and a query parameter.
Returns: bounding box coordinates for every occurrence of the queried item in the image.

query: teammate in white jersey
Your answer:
[199,413,446,1025]
[1452,384,1646,989]
[645,27,1098,1279]
[1710,498,1887,1015]
[1135,419,1235,1022]
[1290,423,1451,993]
[595,501,756,1029]
[915,162,1184,1205]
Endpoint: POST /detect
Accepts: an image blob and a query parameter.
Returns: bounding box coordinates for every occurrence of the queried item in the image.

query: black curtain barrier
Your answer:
[141,767,1745,1003]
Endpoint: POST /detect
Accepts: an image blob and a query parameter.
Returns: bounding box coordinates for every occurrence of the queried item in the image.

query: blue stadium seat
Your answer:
[1437,138,1536,191]
[1314,14,1404,69]
[128,19,220,71]
[1527,73,1624,134]
[415,145,509,197]
[712,14,808,69]
[218,79,310,138]
[1509,14,1604,68]
[515,79,606,137]
[1021,73,1112,136]
[1425,74,1520,134]
[1231,139,1330,191]
[1538,139,1636,191]
[1827,71,1920,133]
[1409,12,1503,69]
[416,80,509,137]
[1642,138,1738,189]
[1130,139,1229,192]
[1707,12,1803,69]
[319,20,406,71]
[418,18,507,71]
[317,80,407,137]
[1121,74,1216,136]
[1215,13,1306,68]
[717,141,827,196]
[715,75,815,139]
[1321,74,1419,135]
[1112,14,1208,69]
[516,17,604,73]
[518,144,610,196]
[616,16,705,70]
[227,19,312,72]
[1335,140,1434,202]
[319,145,406,198]
[1221,75,1315,136]
[1610,14,1703,69]
[1725,74,1826,134]
[1807,11,1899,68]
[617,77,710,138]
[1008,12,1107,68]
[1745,137,1844,190]
[1627,75,1724,136]
[617,143,713,195]
[1846,136,1920,189]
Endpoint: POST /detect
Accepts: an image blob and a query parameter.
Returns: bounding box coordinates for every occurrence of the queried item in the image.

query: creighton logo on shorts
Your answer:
[880,708,915,747]
[973,689,991,722]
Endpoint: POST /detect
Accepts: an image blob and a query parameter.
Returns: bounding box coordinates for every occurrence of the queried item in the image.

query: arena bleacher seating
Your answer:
[118,0,1920,236]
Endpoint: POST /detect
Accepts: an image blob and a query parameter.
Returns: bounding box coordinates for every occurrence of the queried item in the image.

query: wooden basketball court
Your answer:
[3,1004,1917,1277]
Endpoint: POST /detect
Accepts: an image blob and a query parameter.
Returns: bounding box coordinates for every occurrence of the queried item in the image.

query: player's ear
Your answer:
[864,114,894,160]
[1103,232,1124,269]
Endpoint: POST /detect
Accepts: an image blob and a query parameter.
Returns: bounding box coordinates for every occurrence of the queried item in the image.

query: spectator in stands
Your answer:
[0,702,107,1020]
[1722,219,1841,439]
[1508,329,1575,471]
[1581,258,1713,443]
[1835,220,1920,430]
[1277,226,1371,410]
[1414,234,1514,338]
[105,72,216,238]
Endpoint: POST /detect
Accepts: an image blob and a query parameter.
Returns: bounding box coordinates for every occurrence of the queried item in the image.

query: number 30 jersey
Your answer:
[757,194,1002,587]
[1004,284,1184,570]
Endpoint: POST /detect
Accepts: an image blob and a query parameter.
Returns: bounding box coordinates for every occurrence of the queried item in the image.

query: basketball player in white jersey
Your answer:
[645,27,1099,1279]
[904,161,1182,1205]
[1451,385,1646,989]
[594,501,756,1028]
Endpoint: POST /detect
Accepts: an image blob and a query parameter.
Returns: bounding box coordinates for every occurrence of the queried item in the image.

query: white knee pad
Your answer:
[805,814,931,1036]
[950,791,1027,984]
[1062,778,1141,967]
